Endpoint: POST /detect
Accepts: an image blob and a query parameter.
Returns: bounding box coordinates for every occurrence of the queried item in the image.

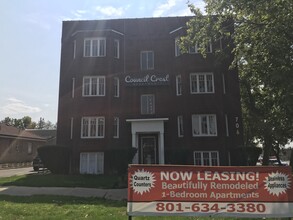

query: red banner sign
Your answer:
[127,165,293,218]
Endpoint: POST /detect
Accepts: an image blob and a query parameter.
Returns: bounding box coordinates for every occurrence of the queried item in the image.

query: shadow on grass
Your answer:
[0,194,126,207]
[0,173,125,189]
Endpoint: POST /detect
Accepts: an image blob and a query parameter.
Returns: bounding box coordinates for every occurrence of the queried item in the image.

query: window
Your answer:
[141,51,154,70]
[84,38,106,57]
[192,114,217,136]
[189,42,199,54]
[189,41,212,53]
[141,95,155,114]
[83,76,105,96]
[176,75,182,96]
[114,39,119,58]
[194,151,219,166]
[177,116,184,137]
[206,40,213,53]
[190,73,214,94]
[113,77,119,97]
[175,37,181,56]
[113,117,119,138]
[80,152,104,174]
[81,117,105,138]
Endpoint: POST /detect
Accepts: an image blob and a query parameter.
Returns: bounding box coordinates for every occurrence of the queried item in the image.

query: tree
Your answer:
[1,116,56,130]
[181,0,293,165]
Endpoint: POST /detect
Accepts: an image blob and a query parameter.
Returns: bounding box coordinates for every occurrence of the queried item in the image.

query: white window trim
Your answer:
[113,117,119,138]
[72,78,75,98]
[190,72,215,94]
[175,37,181,57]
[114,77,119,98]
[225,114,229,137]
[73,40,76,59]
[194,151,219,166]
[222,74,226,94]
[81,117,105,138]
[192,114,217,137]
[140,51,154,70]
[114,39,120,59]
[70,117,74,140]
[177,115,184,137]
[176,75,182,96]
[82,76,105,97]
[84,37,106,57]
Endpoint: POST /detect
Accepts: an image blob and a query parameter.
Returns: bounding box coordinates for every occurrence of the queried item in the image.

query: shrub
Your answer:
[230,146,262,166]
[165,148,192,165]
[38,145,70,174]
[105,147,137,175]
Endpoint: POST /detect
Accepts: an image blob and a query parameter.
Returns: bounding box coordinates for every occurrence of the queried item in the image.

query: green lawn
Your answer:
[0,174,281,220]
[0,195,264,220]
[0,173,125,188]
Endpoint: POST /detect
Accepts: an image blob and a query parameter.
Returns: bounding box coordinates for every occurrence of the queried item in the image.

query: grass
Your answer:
[0,173,124,188]
[0,195,265,220]
[0,174,280,219]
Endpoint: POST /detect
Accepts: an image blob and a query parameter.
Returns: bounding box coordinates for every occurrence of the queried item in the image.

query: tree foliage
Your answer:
[0,116,56,130]
[181,0,293,165]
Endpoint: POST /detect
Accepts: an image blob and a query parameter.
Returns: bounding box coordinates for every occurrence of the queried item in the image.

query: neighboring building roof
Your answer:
[0,123,46,141]
[25,129,56,142]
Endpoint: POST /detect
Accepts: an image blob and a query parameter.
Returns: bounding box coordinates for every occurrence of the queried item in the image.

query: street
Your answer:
[0,167,35,178]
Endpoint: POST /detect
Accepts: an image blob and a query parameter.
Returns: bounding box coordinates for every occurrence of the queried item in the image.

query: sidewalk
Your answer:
[0,186,127,201]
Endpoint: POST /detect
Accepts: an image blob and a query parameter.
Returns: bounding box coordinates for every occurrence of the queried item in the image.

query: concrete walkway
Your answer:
[0,186,127,201]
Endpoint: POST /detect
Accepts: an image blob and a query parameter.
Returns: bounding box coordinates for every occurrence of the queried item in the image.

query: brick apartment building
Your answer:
[57,17,243,174]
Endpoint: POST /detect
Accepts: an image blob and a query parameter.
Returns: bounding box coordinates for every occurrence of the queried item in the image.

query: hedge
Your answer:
[230,146,262,166]
[38,145,70,174]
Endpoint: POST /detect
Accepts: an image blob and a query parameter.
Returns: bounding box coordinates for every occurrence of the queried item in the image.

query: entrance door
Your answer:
[140,136,157,164]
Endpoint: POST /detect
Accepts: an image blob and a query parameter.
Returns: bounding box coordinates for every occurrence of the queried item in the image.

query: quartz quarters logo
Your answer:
[264,171,291,196]
[131,169,156,195]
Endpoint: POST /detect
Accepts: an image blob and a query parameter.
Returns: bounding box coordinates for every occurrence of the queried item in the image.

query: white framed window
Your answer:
[176,75,182,96]
[80,152,104,174]
[189,42,199,54]
[175,37,181,56]
[177,116,184,137]
[141,51,154,70]
[113,117,119,138]
[141,94,155,114]
[114,39,119,58]
[189,41,212,54]
[114,77,119,97]
[194,151,219,166]
[84,38,106,57]
[83,76,105,96]
[81,117,105,138]
[206,40,213,53]
[192,114,217,136]
[190,73,214,94]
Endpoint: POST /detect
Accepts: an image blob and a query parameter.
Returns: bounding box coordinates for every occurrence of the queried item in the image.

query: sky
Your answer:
[0,0,205,124]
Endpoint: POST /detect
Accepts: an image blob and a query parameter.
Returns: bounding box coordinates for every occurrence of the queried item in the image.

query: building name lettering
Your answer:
[125,74,170,86]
